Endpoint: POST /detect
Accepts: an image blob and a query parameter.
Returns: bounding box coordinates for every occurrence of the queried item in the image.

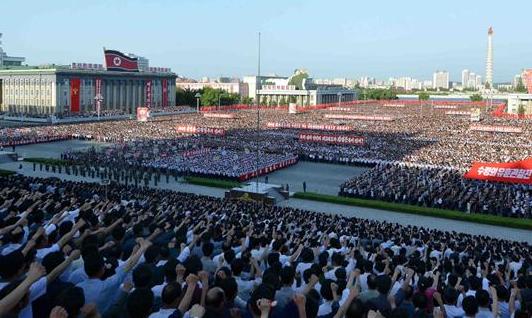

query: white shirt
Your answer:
[149,308,176,318]
[36,243,60,261]
[20,277,47,318]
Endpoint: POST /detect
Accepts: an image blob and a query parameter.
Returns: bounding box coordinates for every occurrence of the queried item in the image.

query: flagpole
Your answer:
[255,32,261,193]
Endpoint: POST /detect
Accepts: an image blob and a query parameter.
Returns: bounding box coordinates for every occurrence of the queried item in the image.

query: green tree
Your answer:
[241,96,253,105]
[279,96,287,106]
[517,104,525,117]
[515,78,527,93]
[200,87,240,107]
[176,88,200,106]
[287,70,309,90]
[470,94,483,102]
[359,88,398,100]
[418,92,430,101]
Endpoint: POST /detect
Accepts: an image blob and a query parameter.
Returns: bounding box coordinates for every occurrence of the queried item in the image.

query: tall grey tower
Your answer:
[485,26,493,88]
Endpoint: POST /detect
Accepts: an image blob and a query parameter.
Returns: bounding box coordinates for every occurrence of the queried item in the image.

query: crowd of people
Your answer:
[0,174,531,318]
[146,149,298,181]
[340,163,532,218]
[2,102,531,218]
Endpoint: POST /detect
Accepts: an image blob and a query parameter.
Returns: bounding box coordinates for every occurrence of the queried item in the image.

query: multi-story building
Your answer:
[175,80,249,97]
[432,71,449,90]
[461,69,482,90]
[0,33,25,67]
[0,66,176,115]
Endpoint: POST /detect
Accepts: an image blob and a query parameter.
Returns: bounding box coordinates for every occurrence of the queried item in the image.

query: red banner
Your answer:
[203,113,236,119]
[145,80,152,108]
[446,111,471,115]
[70,78,80,112]
[162,79,168,107]
[299,133,364,145]
[238,156,298,181]
[95,78,102,115]
[464,158,532,184]
[324,114,395,121]
[266,122,353,131]
[433,105,457,109]
[469,124,522,133]
[176,125,226,136]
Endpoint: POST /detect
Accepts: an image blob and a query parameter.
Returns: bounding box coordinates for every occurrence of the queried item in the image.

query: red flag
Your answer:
[104,49,139,72]
[70,78,80,112]
[145,80,153,108]
[162,79,168,107]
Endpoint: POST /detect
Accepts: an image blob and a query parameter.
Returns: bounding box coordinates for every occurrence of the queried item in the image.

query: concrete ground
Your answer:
[261,161,367,195]
[1,140,530,243]
[13,139,110,159]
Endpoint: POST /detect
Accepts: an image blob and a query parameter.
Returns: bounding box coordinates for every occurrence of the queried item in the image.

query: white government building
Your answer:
[243,71,356,106]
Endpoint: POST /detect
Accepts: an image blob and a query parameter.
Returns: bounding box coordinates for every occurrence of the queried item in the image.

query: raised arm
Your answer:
[0,263,45,316]
[178,274,199,314]
[46,250,81,284]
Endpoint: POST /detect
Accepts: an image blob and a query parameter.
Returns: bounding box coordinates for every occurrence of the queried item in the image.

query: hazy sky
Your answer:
[1,0,531,82]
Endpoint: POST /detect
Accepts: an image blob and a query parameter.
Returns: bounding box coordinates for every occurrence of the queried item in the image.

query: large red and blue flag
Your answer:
[104,49,139,72]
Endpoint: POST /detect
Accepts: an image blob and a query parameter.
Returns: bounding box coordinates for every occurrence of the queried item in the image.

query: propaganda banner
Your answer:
[464,158,532,184]
[299,133,365,145]
[203,113,236,119]
[104,49,139,72]
[145,80,153,108]
[266,122,353,131]
[446,111,471,115]
[162,79,168,107]
[176,125,226,136]
[324,114,395,121]
[382,103,405,108]
[70,78,80,112]
[433,105,457,109]
[469,124,522,133]
[95,78,102,115]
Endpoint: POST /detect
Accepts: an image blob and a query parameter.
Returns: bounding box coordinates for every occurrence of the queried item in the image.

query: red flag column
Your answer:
[162,79,168,107]
[70,78,81,112]
[145,80,152,108]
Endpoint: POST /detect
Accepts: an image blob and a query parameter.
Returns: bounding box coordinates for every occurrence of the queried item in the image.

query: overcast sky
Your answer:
[1,0,531,82]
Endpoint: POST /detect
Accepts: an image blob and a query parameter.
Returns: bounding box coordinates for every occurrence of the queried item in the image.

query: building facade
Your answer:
[507,94,532,115]
[432,71,449,90]
[0,68,176,115]
[175,81,249,97]
[243,75,356,106]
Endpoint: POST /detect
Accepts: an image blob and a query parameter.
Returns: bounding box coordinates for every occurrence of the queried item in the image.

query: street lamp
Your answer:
[218,93,224,111]
[194,93,201,113]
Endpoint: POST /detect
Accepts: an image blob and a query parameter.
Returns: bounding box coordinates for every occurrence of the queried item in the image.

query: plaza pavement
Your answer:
[1,140,530,243]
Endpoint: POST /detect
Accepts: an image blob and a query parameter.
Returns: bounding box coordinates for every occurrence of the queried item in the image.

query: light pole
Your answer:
[218,93,224,111]
[195,93,201,113]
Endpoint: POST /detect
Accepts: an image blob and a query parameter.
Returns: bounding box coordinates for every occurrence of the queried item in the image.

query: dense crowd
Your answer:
[3,103,532,218]
[0,174,531,318]
[340,163,532,218]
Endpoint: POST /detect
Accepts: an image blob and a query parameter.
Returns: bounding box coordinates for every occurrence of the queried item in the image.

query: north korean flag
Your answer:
[104,49,139,72]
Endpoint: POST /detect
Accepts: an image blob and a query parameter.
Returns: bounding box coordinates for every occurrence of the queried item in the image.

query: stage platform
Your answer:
[225,182,289,204]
